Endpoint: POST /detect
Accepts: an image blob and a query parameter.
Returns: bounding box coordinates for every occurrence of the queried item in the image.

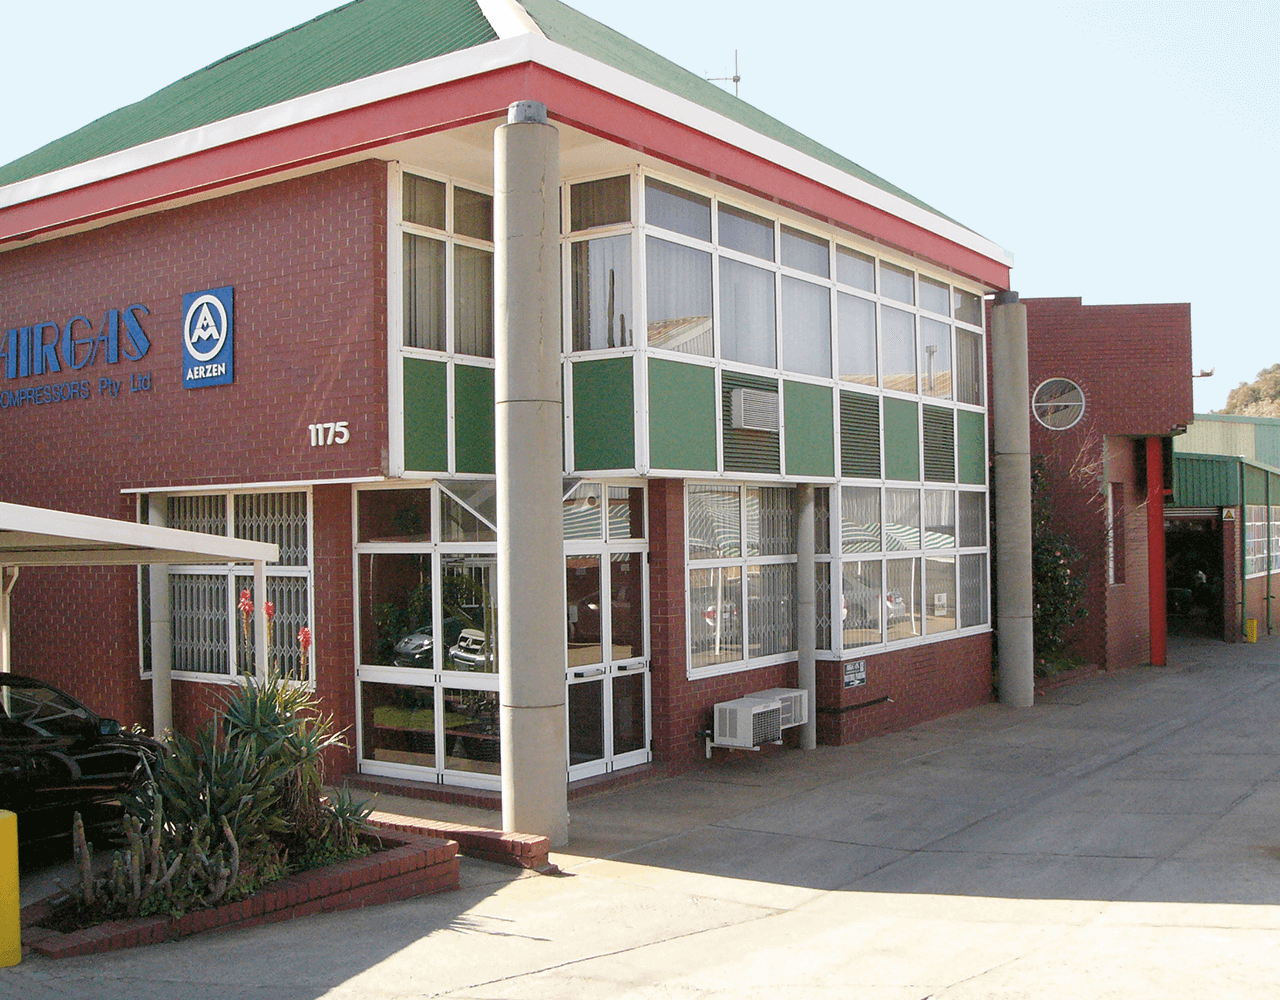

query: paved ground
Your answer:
[8,632,1280,998]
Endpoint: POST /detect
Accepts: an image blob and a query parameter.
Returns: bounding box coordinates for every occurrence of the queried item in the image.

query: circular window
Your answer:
[1032,378,1086,430]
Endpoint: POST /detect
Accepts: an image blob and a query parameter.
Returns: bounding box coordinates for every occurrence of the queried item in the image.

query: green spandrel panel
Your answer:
[883,397,920,482]
[573,358,635,471]
[403,357,448,473]
[957,409,987,485]
[1244,464,1268,505]
[783,380,834,478]
[454,363,495,475]
[648,358,716,471]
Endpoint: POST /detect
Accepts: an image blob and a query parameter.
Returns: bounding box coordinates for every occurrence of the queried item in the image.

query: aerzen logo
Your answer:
[182,286,234,389]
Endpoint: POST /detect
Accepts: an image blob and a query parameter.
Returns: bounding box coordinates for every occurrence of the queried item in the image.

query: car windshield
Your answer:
[1,683,93,738]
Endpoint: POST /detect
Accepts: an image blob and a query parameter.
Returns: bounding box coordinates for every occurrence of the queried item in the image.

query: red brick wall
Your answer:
[1,161,388,729]
[1223,510,1242,642]
[1104,436,1151,669]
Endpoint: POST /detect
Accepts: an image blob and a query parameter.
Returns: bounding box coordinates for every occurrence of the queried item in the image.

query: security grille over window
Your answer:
[730,387,780,432]
[1032,378,1086,430]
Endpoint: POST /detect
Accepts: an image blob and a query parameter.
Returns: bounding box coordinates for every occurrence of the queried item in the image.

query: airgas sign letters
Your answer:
[182,286,234,389]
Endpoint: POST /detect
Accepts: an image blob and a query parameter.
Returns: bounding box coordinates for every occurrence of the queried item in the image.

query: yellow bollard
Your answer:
[1246,618,1259,643]
[0,810,19,967]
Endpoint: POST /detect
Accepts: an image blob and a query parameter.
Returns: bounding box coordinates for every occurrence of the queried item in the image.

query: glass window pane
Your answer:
[923,490,956,548]
[563,483,603,540]
[571,236,633,351]
[881,305,916,394]
[646,238,713,355]
[612,673,646,755]
[566,555,603,666]
[815,487,831,555]
[442,688,500,774]
[687,485,741,559]
[749,563,796,657]
[608,486,646,540]
[885,489,920,550]
[954,288,983,326]
[837,246,875,292]
[925,556,957,634]
[362,682,435,768]
[780,226,830,277]
[358,488,432,543]
[689,566,743,667]
[403,173,445,230]
[959,553,989,626]
[838,292,876,385]
[454,245,493,357]
[645,178,711,241]
[880,261,915,304]
[719,204,774,260]
[611,552,644,658]
[919,275,950,316]
[958,491,986,547]
[886,557,922,641]
[571,176,631,231]
[919,317,952,399]
[403,233,445,350]
[441,492,496,543]
[359,552,433,667]
[781,276,831,377]
[842,486,881,553]
[816,561,832,650]
[441,558,497,673]
[454,187,493,241]
[568,679,604,765]
[843,560,882,648]
[745,486,795,556]
[956,329,984,405]
[720,258,776,368]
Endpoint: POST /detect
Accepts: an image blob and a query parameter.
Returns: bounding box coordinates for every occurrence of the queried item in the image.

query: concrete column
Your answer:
[991,292,1034,708]
[253,560,267,678]
[0,566,17,675]
[1146,437,1167,665]
[148,496,173,735]
[494,100,568,847]
[795,484,817,749]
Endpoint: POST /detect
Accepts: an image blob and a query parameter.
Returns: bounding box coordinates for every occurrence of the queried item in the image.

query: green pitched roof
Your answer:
[0,0,957,229]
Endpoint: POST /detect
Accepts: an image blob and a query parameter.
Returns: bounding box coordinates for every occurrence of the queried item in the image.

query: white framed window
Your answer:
[1245,504,1268,577]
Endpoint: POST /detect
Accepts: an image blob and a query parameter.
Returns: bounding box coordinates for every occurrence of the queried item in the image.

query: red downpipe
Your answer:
[1147,436,1167,666]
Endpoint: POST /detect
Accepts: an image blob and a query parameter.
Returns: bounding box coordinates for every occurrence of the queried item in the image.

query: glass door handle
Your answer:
[572,667,606,678]
[614,662,648,673]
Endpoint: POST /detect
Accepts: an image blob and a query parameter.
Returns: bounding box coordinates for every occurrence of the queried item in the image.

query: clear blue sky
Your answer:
[3,1,1275,413]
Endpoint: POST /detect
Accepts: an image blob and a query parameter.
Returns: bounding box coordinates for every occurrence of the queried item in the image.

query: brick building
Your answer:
[0,0,1010,796]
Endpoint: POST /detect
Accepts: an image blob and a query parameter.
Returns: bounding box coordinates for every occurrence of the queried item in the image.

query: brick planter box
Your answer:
[21,832,458,959]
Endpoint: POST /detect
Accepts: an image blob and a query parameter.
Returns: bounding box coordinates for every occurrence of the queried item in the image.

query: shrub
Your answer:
[1031,456,1088,658]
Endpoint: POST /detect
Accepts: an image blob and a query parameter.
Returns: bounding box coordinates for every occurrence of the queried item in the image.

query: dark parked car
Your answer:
[393,615,469,668]
[0,674,161,842]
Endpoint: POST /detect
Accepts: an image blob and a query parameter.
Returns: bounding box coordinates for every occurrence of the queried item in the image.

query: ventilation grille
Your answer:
[922,405,955,482]
[730,387,779,432]
[722,371,781,475]
[840,391,881,478]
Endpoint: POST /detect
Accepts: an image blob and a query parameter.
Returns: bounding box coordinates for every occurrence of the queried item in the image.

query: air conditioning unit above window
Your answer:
[730,387,779,432]
[743,688,808,728]
[713,697,783,748]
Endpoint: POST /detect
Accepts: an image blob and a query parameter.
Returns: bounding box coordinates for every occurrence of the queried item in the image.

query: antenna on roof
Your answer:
[706,51,741,98]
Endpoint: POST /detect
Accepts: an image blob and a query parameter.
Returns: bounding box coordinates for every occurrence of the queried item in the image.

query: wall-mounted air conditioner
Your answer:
[730,387,779,432]
[743,688,808,728]
[713,696,783,749]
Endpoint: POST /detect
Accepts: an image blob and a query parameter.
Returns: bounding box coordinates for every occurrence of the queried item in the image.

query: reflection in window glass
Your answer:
[611,552,644,658]
[781,276,831,377]
[919,275,950,316]
[613,673,646,754]
[689,566,743,667]
[607,486,646,539]
[646,238,713,355]
[563,484,603,540]
[882,306,916,393]
[571,176,631,231]
[720,258,776,368]
[843,561,882,648]
[454,246,493,357]
[745,487,794,556]
[403,174,445,230]
[842,486,880,553]
[441,492,496,543]
[959,492,986,547]
[441,558,497,673]
[453,187,493,241]
[954,288,983,326]
[687,485,741,559]
[403,233,445,350]
[750,563,796,657]
[572,236,632,350]
[442,688,499,774]
[358,489,431,543]
[719,204,774,260]
[956,329,984,405]
[923,490,956,548]
[781,226,830,278]
[568,680,604,765]
[361,682,435,768]
[886,557,922,641]
[838,292,876,385]
[919,317,951,399]
[880,261,915,304]
[566,555,603,665]
[358,552,432,666]
[925,556,957,634]
[645,178,711,241]
[959,553,989,626]
[837,246,875,292]
[885,489,920,550]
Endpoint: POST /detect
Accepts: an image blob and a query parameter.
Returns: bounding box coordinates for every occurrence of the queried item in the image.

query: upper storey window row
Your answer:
[566,173,986,406]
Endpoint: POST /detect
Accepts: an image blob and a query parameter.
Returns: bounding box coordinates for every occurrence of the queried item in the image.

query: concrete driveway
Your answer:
[8,633,1280,998]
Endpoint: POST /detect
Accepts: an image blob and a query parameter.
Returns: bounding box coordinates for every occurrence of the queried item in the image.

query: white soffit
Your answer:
[0,33,1011,266]
[0,502,279,567]
[477,0,545,39]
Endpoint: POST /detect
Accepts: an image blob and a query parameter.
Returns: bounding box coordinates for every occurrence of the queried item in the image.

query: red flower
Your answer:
[237,589,253,616]
[298,626,313,651]
[264,601,275,621]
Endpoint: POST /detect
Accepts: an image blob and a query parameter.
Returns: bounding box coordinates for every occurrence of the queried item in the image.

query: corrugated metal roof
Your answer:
[1172,453,1242,508]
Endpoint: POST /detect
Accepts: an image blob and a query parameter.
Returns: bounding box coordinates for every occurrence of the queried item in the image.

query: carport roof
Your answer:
[0,502,278,567]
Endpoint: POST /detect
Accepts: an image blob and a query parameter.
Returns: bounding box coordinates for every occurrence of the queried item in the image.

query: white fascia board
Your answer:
[0,32,1011,267]
[476,0,544,39]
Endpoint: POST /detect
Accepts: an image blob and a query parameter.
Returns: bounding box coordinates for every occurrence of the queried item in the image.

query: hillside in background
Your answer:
[1221,365,1280,416]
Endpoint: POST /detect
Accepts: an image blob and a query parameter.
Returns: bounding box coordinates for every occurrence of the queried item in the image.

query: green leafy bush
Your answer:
[1031,457,1088,659]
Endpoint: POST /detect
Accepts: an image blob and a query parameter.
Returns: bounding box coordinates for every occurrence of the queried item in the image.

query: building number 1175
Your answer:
[308,421,350,446]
